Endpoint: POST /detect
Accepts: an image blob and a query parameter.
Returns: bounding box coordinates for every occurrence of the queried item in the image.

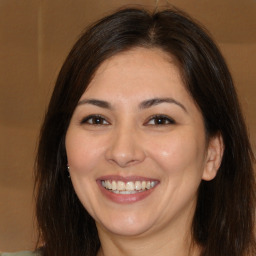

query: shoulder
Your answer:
[0,251,41,256]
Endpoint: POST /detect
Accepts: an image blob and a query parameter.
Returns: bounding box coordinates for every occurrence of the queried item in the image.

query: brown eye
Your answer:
[146,115,175,126]
[81,115,109,125]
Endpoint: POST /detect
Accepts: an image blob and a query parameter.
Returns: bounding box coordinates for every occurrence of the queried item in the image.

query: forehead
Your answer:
[83,47,187,100]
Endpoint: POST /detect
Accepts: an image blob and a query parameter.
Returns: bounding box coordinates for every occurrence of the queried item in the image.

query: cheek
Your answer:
[65,130,106,175]
[147,130,206,176]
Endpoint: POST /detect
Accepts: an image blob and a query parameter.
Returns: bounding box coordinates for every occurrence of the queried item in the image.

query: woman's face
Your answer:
[65,47,219,238]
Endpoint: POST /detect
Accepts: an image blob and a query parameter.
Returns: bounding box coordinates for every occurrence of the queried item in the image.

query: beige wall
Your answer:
[0,0,255,251]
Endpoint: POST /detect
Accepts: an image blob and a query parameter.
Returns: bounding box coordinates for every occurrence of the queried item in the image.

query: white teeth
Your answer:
[151,181,157,188]
[126,181,135,191]
[119,190,137,194]
[135,181,142,190]
[101,179,158,193]
[117,181,125,191]
[141,181,146,190]
[112,180,117,190]
[106,180,112,189]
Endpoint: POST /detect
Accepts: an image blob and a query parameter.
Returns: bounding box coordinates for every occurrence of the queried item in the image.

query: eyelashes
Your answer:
[145,114,175,126]
[80,115,110,125]
[80,114,176,126]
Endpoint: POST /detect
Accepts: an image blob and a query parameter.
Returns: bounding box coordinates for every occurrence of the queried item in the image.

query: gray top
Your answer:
[0,251,40,256]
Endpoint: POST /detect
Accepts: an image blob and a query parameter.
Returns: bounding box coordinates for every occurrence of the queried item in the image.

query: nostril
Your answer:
[106,146,146,167]
[105,129,146,167]
[108,156,141,168]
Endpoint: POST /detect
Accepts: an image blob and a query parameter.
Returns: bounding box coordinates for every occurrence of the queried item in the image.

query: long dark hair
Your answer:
[35,7,256,256]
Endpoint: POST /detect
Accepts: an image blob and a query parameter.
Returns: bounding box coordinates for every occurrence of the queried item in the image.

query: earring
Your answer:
[67,165,71,178]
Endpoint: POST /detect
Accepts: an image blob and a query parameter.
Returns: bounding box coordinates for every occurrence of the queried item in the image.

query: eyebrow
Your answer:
[77,97,187,113]
[139,98,187,112]
[77,99,112,109]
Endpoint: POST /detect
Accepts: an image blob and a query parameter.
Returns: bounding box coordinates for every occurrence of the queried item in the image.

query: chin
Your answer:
[96,212,156,237]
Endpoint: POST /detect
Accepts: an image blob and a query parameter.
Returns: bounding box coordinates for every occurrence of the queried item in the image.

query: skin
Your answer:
[65,47,223,256]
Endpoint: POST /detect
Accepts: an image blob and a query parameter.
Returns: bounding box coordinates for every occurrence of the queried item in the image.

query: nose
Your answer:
[105,125,146,168]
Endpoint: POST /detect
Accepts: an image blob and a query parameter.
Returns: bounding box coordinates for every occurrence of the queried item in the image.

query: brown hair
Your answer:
[35,7,256,256]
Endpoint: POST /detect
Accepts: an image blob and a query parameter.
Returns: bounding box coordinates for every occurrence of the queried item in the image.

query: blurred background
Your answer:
[0,0,255,252]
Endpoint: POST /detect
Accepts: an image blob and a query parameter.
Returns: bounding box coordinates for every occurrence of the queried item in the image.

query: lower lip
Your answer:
[97,181,157,204]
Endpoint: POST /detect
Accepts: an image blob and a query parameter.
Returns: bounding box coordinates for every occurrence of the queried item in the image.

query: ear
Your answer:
[202,133,224,181]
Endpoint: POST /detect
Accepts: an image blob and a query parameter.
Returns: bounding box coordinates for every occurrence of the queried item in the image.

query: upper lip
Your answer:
[97,175,159,182]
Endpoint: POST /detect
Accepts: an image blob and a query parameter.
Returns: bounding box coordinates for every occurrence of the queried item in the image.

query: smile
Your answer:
[101,180,158,194]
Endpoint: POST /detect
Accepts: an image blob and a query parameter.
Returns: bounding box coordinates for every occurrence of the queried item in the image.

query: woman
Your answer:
[3,6,255,256]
